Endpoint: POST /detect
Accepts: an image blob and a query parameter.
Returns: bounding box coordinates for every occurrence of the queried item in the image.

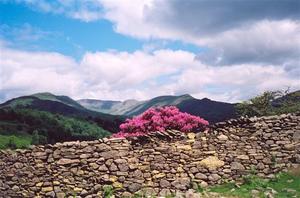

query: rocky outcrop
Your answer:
[0,113,299,197]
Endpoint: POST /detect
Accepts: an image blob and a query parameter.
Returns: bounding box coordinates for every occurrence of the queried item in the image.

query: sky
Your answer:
[0,0,299,103]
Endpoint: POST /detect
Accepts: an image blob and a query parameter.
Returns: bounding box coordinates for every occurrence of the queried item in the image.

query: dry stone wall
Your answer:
[1,113,300,197]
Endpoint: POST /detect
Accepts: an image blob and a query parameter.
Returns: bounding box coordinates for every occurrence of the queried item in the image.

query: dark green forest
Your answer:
[0,108,110,149]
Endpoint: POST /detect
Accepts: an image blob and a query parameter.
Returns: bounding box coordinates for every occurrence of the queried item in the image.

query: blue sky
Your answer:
[0,0,299,102]
[0,2,143,58]
[0,2,201,59]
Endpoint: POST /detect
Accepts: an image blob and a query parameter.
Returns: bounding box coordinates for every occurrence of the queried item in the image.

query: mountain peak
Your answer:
[178,94,194,99]
[201,97,211,101]
[31,92,54,97]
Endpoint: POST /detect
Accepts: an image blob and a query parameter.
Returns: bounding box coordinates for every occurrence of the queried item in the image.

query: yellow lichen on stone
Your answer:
[177,145,192,150]
[35,182,43,187]
[187,133,196,139]
[198,156,225,170]
[73,187,83,192]
[177,167,184,172]
[41,186,53,192]
[152,170,159,174]
[113,182,123,188]
[203,151,216,155]
[139,165,150,170]
[110,176,118,182]
[153,173,166,179]
[53,181,60,185]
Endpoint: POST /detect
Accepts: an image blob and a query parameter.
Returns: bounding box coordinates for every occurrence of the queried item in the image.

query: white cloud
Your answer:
[1,42,299,103]
[14,0,103,22]
[96,1,300,69]
[170,64,300,101]
[197,20,300,65]
[80,50,192,88]
[0,45,81,99]
[12,0,300,67]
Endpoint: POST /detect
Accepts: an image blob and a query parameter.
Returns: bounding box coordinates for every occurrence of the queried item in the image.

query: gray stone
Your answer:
[94,184,102,191]
[114,158,127,164]
[159,189,172,197]
[98,164,108,171]
[195,173,207,180]
[122,191,132,197]
[236,155,250,160]
[217,134,228,141]
[251,189,260,196]
[190,167,199,174]
[160,179,171,188]
[208,173,221,182]
[128,183,142,193]
[12,185,20,191]
[231,162,245,170]
[171,177,190,190]
[46,191,56,197]
[80,154,91,159]
[199,181,208,188]
[109,163,118,171]
[57,158,80,165]
[257,162,265,170]
[14,162,23,169]
[133,169,143,178]
[56,192,66,198]
[118,163,129,172]
[293,130,300,141]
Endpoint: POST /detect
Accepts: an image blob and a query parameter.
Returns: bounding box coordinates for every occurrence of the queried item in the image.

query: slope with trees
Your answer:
[0,107,110,149]
[236,90,300,117]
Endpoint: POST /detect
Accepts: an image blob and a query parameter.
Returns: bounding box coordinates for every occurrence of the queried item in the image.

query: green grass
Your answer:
[208,171,300,198]
[0,134,32,149]
[8,98,33,108]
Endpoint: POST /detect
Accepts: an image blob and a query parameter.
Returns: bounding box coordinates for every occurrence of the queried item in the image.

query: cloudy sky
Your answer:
[0,0,299,102]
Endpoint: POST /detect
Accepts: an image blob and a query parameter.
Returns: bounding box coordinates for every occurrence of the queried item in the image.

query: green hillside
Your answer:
[0,93,125,132]
[0,107,110,149]
[236,90,300,117]
[32,92,85,109]
[0,92,127,149]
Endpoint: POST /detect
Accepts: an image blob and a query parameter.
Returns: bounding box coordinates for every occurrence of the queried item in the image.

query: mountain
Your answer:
[0,92,128,149]
[0,92,125,132]
[78,94,238,124]
[271,90,300,113]
[77,98,144,115]
[77,99,122,113]
[273,90,300,105]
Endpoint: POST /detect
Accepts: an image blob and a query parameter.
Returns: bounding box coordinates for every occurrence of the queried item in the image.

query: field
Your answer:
[0,134,32,149]
[205,170,300,198]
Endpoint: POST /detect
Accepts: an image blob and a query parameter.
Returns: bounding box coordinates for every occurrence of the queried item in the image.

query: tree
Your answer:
[31,130,40,145]
[236,89,299,117]
[6,136,17,149]
[112,106,209,138]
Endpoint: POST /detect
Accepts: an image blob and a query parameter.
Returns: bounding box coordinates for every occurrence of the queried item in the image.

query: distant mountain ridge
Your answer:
[0,92,124,132]
[78,94,238,123]
[77,98,143,115]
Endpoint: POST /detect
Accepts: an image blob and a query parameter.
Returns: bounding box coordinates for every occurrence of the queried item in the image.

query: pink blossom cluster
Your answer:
[112,106,209,138]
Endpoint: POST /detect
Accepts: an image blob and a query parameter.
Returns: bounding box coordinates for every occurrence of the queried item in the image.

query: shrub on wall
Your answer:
[112,106,209,138]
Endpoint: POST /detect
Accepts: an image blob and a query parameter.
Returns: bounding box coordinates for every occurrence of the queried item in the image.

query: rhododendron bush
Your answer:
[112,106,209,138]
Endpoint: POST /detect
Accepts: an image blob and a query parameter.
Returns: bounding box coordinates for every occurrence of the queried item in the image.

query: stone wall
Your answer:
[1,113,300,197]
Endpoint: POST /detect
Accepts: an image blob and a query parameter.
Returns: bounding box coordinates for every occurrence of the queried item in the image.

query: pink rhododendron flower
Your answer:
[111,106,209,138]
